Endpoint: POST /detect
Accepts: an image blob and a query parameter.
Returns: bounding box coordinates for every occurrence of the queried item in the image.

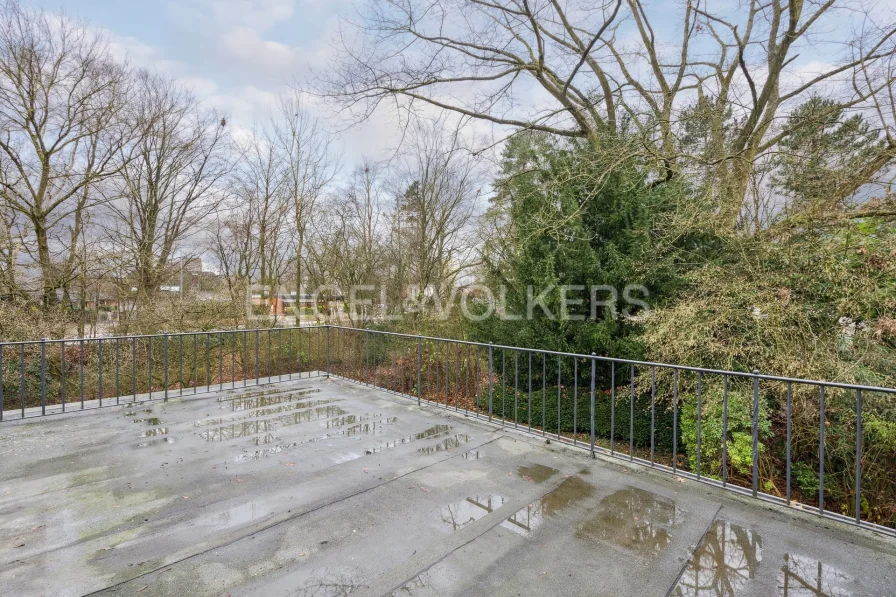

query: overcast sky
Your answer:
[24,0,398,164]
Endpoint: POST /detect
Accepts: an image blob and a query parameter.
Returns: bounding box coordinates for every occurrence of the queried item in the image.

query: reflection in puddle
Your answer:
[200,406,347,441]
[133,417,162,425]
[290,568,365,596]
[194,399,337,428]
[671,520,761,596]
[141,427,169,437]
[201,420,276,441]
[461,450,483,460]
[578,487,681,558]
[137,437,175,448]
[778,554,851,597]
[418,434,472,454]
[518,464,558,483]
[501,476,594,535]
[256,433,280,445]
[364,425,453,455]
[439,495,508,531]
[217,388,320,410]
[199,501,271,528]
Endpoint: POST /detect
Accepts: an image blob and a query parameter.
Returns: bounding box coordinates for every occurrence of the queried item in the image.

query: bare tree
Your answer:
[234,126,294,321]
[0,0,130,305]
[107,71,231,304]
[274,92,338,303]
[317,0,896,231]
[307,161,387,325]
[390,118,479,310]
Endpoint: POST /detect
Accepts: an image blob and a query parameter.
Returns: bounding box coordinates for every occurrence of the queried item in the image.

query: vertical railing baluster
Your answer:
[722,375,729,487]
[243,330,248,387]
[528,352,532,431]
[650,367,656,465]
[696,372,703,480]
[232,332,236,388]
[326,325,331,378]
[179,335,184,396]
[610,362,616,455]
[819,385,826,514]
[132,337,137,401]
[514,351,519,428]
[0,344,4,421]
[673,369,679,473]
[60,341,65,413]
[40,339,46,415]
[752,370,760,498]
[786,381,792,505]
[855,389,862,524]
[501,349,506,424]
[20,343,25,418]
[589,353,596,457]
[115,338,120,405]
[487,343,493,421]
[163,334,169,401]
[629,364,634,461]
[97,338,103,407]
[417,334,423,406]
[219,332,224,389]
[572,358,578,445]
[455,342,460,412]
[541,354,546,436]
[147,337,152,401]
[557,356,561,440]
[192,334,198,394]
[205,334,211,389]
[79,339,84,410]
[255,329,260,384]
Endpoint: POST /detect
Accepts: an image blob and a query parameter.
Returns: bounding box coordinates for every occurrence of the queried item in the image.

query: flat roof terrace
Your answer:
[1,377,894,597]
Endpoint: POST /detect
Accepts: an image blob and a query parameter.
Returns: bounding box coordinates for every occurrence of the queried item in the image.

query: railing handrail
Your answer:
[325,325,896,395]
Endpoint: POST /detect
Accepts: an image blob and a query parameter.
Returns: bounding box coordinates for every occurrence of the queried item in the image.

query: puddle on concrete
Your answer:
[193,399,338,428]
[141,427,170,437]
[577,487,681,558]
[418,434,472,454]
[518,464,559,483]
[461,450,483,460]
[289,568,366,597]
[777,554,852,597]
[501,476,594,536]
[200,406,348,441]
[234,442,300,462]
[217,388,321,410]
[199,501,272,528]
[137,437,175,448]
[671,520,762,596]
[416,424,452,439]
[439,494,508,531]
[255,433,281,445]
[363,425,453,455]
[132,417,162,425]
[201,420,276,441]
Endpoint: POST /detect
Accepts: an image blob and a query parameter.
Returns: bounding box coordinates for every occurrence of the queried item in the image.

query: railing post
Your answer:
[163,333,169,401]
[751,369,760,498]
[855,389,863,524]
[326,325,331,378]
[416,334,422,406]
[488,342,494,422]
[40,338,47,416]
[590,353,596,458]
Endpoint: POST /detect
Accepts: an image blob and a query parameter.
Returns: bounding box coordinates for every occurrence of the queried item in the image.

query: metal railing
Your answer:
[2,324,895,538]
[0,326,328,420]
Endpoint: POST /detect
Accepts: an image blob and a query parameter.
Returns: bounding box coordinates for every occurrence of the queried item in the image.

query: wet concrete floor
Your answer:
[1,377,895,596]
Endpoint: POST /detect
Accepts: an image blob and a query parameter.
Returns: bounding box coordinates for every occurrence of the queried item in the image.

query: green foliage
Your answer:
[469,133,686,369]
[679,385,772,479]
